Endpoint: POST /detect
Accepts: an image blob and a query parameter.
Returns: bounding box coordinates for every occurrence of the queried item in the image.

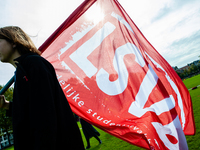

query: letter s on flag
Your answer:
[39,0,195,149]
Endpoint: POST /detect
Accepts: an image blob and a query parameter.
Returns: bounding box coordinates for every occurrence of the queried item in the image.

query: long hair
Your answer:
[0,26,41,55]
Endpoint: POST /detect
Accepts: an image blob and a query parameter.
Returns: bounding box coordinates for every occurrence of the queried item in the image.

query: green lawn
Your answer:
[185,75,200,149]
[4,146,14,150]
[183,74,200,89]
[5,75,200,150]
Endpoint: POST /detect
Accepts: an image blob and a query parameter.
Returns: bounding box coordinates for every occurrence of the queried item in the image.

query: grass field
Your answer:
[184,74,200,149]
[5,74,200,150]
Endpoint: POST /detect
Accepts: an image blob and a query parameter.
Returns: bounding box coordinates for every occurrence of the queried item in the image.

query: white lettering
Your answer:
[145,52,186,129]
[70,22,116,78]
[57,74,62,79]
[152,116,188,150]
[128,64,158,117]
[67,91,76,97]
[78,101,84,107]
[96,43,145,95]
[66,87,73,93]
[59,80,65,86]
[103,120,111,124]
[63,84,70,89]
[86,109,93,113]
[73,94,80,102]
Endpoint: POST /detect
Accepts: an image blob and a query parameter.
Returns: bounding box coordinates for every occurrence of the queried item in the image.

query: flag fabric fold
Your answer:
[39,0,195,149]
[39,0,97,53]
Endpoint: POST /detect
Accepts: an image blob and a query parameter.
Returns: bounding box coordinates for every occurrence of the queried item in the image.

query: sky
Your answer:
[0,0,200,86]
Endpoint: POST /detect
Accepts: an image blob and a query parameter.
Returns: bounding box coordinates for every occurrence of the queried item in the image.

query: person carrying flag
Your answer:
[0,26,85,150]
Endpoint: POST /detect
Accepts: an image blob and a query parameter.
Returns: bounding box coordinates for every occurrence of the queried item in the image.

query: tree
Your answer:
[199,55,200,63]
[188,64,195,74]
[183,69,189,77]
[0,85,13,146]
[175,71,184,79]
[193,65,199,72]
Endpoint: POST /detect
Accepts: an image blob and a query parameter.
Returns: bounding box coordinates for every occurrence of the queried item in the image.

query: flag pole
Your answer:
[0,76,15,95]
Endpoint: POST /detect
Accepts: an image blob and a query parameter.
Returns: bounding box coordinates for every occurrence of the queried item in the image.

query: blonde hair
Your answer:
[0,26,41,55]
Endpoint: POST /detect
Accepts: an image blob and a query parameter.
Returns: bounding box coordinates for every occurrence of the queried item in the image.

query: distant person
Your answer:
[79,117,102,149]
[0,26,85,150]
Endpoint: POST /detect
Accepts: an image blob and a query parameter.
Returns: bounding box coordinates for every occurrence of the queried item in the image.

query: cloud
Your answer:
[0,0,85,47]
[164,30,200,67]
[0,62,15,86]
[135,0,200,68]
[151,0,199,23]
[151,5,171,22]
[169,30,200,50]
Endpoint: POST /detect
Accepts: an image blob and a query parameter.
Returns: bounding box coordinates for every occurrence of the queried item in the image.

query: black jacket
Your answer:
[9,53,84,150]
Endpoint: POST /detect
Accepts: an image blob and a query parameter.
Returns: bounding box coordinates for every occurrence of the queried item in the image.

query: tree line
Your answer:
[0,85,13,147]
[175,63,200,79]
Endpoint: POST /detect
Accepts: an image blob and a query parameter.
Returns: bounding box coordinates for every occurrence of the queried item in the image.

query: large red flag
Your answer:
[39,0,195,149]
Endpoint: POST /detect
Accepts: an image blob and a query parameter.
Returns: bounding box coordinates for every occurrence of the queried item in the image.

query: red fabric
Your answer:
[40,0,195,149]
[39,0,97,53]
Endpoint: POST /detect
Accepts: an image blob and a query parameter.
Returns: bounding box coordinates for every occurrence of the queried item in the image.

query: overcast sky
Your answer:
[0,0,200,86]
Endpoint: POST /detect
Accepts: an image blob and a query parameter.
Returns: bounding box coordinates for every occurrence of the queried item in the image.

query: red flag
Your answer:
[39,0,195,149]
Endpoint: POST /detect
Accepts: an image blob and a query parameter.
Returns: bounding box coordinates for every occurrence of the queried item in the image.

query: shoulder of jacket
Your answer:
[23,54,45,65]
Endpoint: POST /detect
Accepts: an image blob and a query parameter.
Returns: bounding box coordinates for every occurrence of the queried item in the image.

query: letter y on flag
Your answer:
[40,0,195,149]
